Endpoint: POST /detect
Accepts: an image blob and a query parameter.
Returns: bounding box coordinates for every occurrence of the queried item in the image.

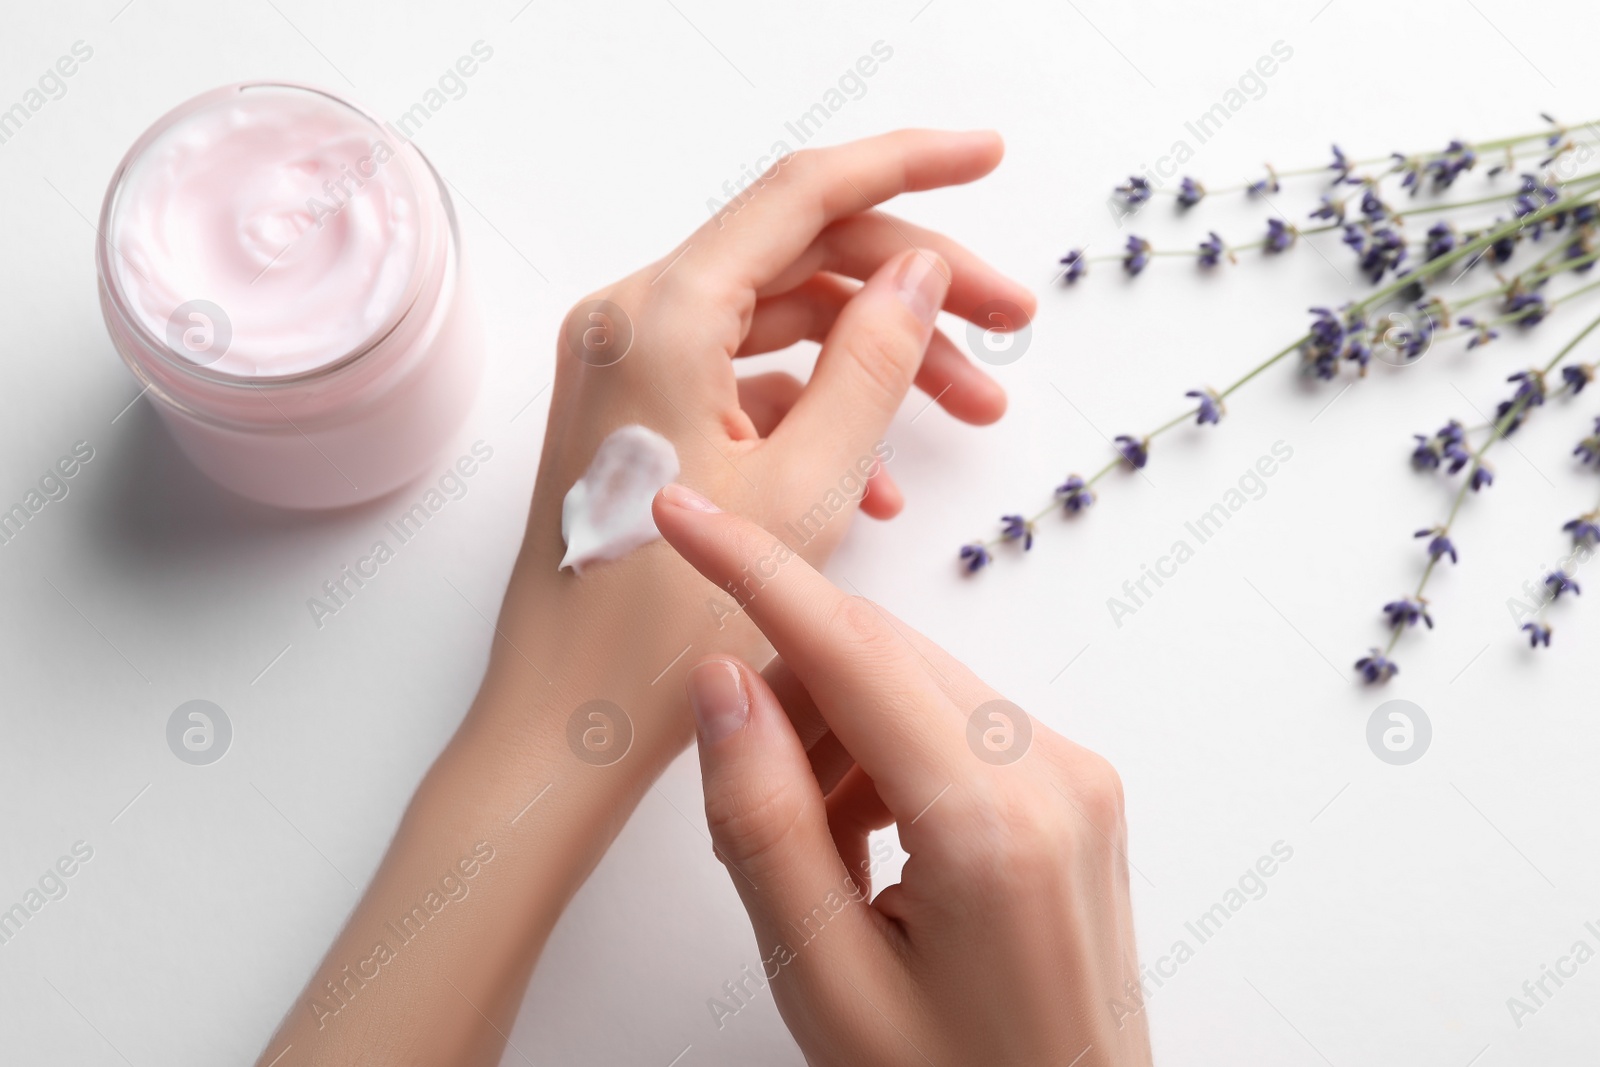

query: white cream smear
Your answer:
[560,425,680,574]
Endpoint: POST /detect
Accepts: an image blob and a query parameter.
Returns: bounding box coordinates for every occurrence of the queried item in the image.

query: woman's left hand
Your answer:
[494,129,1035,751]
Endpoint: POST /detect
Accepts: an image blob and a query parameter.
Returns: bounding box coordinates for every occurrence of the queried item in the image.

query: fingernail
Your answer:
[687,659,749,743]
[661,482,720,513]
[896,250,950,325]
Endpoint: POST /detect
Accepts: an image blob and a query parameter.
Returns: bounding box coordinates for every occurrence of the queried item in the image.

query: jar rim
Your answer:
[95,81,443,389]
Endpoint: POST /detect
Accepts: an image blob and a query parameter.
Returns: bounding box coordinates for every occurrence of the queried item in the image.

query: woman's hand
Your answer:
[653,484,1153,1067]
[492,129,1034,758]
[536,127,1023,556]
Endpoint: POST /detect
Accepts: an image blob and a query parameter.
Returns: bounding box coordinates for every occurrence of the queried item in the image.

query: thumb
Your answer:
[686,656,879,967]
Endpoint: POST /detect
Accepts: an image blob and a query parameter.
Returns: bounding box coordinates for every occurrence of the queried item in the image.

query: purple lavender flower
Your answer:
[1506,291,1548,327]
[1394,269,1426,304]
[1470,463,1494,491]
[1577,418,1600,465]
[1123,236,1152,276]
[1311,196,1345,224]
[1198,231,1226,267]
[1056,475,1095,514]
[1345,334,1372,373]
[1577,428,1600,465]
[1115,435,1149,469]
[959,542,992,573]
[1414,527,1458,564]
[1331,302,1363,351]
[1513,190,1542,227]
[1060,249,1087,284]
[1329,145,1353,183]
[1521,172,1560,204]
[1491,372,1545,440]
[1265,219,1296,253]
[1566,234,1595,273]
[1186,388,1223,425]
[1392,311,1434,362]
[1394,152,1421,192]
[1359,227,1407,282]
[1465,327,1504,351]
[1000,514,1034,550]
[1248,168,1280,197]
[1563,513,1600,544]
[1361,188,1390,221]
[1507,368,1548,407]
[1302,306,1345,380]
[1460,315,1499,350]
[1562,364,1593,394]
[1425,222,1457,261]
[1486,221,1519,265]
[1426,141,1476,190]
[1342,224,1366,254]
[1412,435,1443,470]
[1493,399,1529,436]
[1356,648,1399,683]
[1116,175,1153,207]
[1177,177,1205,208]
[1545,570,1581,599]
[1383,597,1434,629]
[1522,621,1552,647]
[1513,176,1558,240]
[1411,420,1471,474]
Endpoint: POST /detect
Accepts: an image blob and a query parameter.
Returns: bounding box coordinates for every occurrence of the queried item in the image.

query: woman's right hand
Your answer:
[653,484,1153,1067]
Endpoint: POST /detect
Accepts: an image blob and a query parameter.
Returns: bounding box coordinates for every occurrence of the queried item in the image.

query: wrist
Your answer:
[476,533,770,750]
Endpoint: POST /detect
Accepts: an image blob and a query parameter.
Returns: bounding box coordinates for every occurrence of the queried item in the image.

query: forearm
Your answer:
[254,687,655,1064]
[258,528,767,1066]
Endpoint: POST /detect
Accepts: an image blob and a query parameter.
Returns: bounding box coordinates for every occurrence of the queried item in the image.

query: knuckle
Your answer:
[651,268,753,350]
[947,785,1067,875]
[825,595,896,656]
[703,776,805,869]
[935,750,1129,881]
[1068,751,1126,831]
[839,318,917,403]
[651,260,730,308]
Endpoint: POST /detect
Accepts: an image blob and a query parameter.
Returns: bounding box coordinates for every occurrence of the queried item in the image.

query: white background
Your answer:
[2,0,1598,1063]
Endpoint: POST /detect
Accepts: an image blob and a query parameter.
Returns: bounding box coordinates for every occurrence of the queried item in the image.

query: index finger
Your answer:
[653,483,970,810]
[695,129,1006,294]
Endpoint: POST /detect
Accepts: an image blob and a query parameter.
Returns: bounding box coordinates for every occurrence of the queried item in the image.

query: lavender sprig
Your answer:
[1068,172,1600,280]
[1371,309,1600,676]
[967,195,1599,570]
[1519,488,1600,649]
[1136,118,1599,200]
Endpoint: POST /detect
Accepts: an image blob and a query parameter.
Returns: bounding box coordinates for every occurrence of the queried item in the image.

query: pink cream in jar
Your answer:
[96,83,484,508]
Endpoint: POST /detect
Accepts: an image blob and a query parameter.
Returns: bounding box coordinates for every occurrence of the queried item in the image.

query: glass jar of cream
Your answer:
[96,82,484,509]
